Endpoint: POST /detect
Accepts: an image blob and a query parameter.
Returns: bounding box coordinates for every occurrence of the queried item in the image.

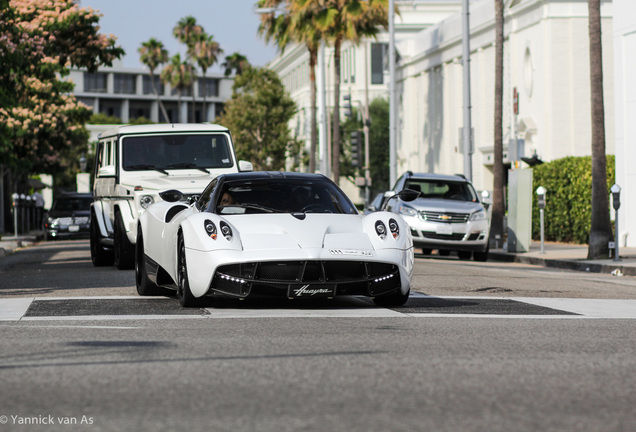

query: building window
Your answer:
[198,78,218,97]
[142,75,164,95]
[84,72,107,93]
[371,43,387,85]
[114,74,136,94]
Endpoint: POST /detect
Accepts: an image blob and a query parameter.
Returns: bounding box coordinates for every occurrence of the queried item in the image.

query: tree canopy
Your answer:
[216,67,301,171]
[0,0,123,176]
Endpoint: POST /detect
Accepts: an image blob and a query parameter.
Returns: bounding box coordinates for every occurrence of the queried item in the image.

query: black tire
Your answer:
[457,250,472,260]
[177,234,203,307]
[473,245,489,262]
[439,249,451,257]
[373,289,410,307]
[90,211,113,267]
[135,227,170,296]
[421,248,432,255]
[114,212,135,270]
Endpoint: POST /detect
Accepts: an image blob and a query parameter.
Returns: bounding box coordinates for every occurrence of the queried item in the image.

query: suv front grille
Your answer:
[419,211,469,224]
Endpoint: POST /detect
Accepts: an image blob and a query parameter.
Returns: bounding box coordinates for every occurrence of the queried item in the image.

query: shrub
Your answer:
[531,155,615,244]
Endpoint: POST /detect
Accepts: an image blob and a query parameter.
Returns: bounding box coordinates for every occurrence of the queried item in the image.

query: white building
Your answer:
[70,60,234,125]
[613,0,635,247]
[397,0,614,194]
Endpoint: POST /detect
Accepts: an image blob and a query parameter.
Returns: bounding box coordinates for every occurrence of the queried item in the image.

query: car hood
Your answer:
[227,213,375,251]
[121,173,217,193]
[407,198,484,213]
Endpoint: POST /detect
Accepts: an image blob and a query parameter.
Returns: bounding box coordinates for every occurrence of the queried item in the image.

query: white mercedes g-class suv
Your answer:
[90,123,251,269]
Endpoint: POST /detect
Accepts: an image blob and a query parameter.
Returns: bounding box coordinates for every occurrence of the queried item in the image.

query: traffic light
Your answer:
[350,131,362,168]
[343,93,353,119]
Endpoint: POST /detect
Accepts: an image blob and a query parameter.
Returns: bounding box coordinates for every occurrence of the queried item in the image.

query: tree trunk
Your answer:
[309,48,318,173]
[332,38,342,184]
[150,72,170,122]
[587,0,612,259]
[490,0,505,249]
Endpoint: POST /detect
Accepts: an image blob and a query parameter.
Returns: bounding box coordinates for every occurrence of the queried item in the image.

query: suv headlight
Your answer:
[398,204,418,217]
[140,195,155,209]
[470,210,487,221]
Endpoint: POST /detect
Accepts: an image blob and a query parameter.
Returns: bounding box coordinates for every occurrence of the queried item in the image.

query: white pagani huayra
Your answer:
[136,172,419,307]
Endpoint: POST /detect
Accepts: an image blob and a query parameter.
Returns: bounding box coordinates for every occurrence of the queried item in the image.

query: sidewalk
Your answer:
[0,233,41,258]
[489,241,636,277]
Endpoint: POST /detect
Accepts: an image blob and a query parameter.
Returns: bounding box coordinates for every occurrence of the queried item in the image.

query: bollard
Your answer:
[536,186,546,254]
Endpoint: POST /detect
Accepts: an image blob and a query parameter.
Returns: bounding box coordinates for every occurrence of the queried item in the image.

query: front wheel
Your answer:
[373,289,410,307]
[114,212,135,270]
[177,235,203,307]
[473,245,489,262]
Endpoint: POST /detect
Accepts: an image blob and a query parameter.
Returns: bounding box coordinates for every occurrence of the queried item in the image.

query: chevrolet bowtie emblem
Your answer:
[438,214,451,220]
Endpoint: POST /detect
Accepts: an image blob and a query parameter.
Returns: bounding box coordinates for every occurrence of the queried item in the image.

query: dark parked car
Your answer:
[44,193,93,240]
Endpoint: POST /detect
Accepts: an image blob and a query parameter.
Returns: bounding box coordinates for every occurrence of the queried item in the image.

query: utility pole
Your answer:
[389,0,397,187]
[462,0,473,181]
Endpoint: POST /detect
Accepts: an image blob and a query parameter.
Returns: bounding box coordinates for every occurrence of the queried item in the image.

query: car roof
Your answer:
[220,171,330,182]
[98,123,230,139]
[404,172,469,183]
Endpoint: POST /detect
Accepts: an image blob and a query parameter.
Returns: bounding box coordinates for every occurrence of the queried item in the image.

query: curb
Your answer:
[489,252,636,277]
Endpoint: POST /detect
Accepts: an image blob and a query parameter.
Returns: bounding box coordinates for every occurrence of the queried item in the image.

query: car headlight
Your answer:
[47,217,59,227]
[204,219,217,240]
[220,221,233,241]
[388,218,400,239]
[398,204,418,217]
[140,195,155,209]
[375,220,387,239]
[470,210,487,221]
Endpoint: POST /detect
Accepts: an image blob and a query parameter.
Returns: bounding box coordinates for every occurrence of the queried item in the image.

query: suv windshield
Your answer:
[405,179,477,202]
[51,196,93,211]
[206,179,358,215]
[122,134,233,172]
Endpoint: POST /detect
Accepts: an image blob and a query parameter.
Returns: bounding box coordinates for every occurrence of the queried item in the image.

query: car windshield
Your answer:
[405,179,477,202]
[51,197,93,211]
[208,179,358,215]
[121,134,233,172]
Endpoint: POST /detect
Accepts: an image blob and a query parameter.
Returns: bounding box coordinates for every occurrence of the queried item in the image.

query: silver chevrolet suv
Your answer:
[383,172,490,261]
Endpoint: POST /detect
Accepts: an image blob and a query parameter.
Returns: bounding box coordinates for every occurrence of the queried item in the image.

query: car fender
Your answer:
[90,201,110,238]
[180,213,244,297]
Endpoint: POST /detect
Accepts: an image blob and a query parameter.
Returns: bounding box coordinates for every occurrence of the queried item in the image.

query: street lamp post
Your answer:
[611,183,621,261]
[388,0,396,187]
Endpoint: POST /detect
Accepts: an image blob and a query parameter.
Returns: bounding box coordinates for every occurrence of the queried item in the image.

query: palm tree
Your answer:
[192,33,223,122]
[307,0,389,184]
[587,0,612,259]
[258,0,323,173]
[173,16,203,122]
[222,52,250,77]
[160,54,193,123]
[490,0,505,249]
[138,38,170,123]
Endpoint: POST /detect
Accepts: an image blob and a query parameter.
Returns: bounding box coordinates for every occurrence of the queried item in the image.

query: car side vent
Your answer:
[165,205,188,223]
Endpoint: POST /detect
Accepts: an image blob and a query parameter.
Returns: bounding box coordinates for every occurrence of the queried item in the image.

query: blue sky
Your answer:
[80,0,279,73]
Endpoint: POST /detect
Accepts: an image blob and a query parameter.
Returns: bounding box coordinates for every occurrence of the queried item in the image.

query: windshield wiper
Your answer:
[125,164,169,175]
[164,163,209,174]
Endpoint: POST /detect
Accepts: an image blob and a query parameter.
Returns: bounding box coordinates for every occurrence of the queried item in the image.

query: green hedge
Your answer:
[531,155,615,244]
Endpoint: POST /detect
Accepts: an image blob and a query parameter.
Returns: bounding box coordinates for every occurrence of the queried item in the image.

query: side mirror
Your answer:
[98,165,116,177]
[381,189,420,211]
[159,189,183,203]
[239,160,253,172]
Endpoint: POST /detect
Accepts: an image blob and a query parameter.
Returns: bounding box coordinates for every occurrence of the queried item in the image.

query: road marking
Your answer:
[1,295,636,321]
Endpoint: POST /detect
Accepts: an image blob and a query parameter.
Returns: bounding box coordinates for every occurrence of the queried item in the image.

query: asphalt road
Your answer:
[0,240,635,432]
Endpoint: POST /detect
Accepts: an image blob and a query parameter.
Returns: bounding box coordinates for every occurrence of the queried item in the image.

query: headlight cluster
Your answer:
[375,218,400,240]
[398,204,417,217]
[204,219,217,240]
[140,195,155,209]
[204,219,233,241]
[469,210,487,221]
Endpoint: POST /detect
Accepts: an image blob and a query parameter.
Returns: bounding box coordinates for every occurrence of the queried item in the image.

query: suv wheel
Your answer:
[457,251,472,260]
[473,245,489,262]
[90,211,113,266]
[114,212,135,270]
